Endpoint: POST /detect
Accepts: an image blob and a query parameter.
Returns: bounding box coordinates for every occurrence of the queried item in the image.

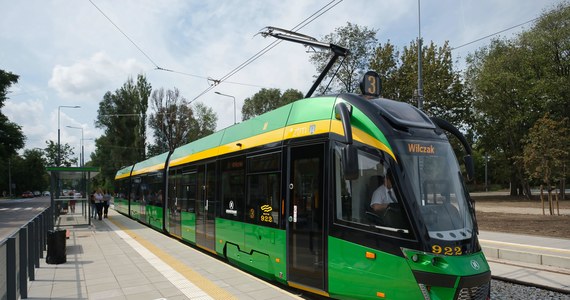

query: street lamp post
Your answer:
[215,91,236,125]
[66,125,84,167]
[82,138,95,166]
[58,105,80,166]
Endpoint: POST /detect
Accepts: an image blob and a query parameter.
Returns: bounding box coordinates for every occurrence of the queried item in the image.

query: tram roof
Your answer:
[116,94,397,179]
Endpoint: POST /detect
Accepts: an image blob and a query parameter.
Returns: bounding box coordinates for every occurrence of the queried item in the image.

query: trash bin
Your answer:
[46,229,66,264]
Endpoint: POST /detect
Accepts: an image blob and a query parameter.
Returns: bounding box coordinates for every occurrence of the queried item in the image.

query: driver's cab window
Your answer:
[334,144,411,237]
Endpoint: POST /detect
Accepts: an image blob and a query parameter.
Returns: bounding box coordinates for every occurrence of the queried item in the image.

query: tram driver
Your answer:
[367,170,408,229]
[370,171,397,213]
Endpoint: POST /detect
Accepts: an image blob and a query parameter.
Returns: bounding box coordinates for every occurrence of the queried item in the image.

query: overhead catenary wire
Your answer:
[451,17,540,50]
[88,0,272,90]
[88,0,159,68]
[189,0,344,102]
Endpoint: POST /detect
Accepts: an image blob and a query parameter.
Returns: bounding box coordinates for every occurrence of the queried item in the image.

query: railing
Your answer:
[0,206,53,300]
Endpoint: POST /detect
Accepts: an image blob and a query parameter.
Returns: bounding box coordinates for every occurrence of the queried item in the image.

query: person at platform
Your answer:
[68,190,76,213]
[103,190,111,218]
[90,190,97,218]
[94,188,104,220]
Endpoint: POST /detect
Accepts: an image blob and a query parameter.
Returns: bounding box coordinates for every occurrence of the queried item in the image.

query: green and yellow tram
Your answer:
[114,72,490,299]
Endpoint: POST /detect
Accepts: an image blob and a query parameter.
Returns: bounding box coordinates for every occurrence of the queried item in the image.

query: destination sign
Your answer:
[407,143,436,155]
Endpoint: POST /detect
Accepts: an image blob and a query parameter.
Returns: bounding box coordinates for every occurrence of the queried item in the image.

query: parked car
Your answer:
[42,191,50,196]
[21,191,34,198]
[33,191,41,197]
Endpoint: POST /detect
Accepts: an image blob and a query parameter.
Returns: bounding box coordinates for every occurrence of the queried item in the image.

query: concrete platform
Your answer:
[480,230,570,293]
[27,209,302,300]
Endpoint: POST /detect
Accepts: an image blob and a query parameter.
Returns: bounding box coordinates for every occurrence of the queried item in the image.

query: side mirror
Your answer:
[336,101,359,180]
[335,102,353,145]
[342,144,359,180]
[464,155,474,181]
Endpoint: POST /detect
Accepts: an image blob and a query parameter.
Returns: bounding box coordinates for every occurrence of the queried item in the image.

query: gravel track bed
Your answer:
[492,279,570,299]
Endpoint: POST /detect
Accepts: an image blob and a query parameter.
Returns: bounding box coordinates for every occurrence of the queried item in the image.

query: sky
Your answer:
[0,0,563,164]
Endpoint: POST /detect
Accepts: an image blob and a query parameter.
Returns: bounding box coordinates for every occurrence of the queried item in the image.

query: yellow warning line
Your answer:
[109,217,237,300]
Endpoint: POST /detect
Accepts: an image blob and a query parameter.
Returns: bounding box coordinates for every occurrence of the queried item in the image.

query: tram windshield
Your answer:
[396,139,474,241]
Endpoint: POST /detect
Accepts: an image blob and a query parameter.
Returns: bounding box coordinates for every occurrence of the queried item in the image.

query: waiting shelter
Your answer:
[46,166,100,227]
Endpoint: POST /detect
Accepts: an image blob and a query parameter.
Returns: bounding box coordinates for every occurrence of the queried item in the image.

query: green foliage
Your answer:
[44,140,77,167]
[1,149,49,196]
[147,87,218,156]
[241,88,303,121]
[0,69,25,159]
[190,102,217,141]
[148,87,194,154]
[0,69,19,108]
[310,22,378,94]
[0,69,26,196]
[21,149,49,191]
[370,40,471,128]
[466,3,570,195]
[92,74,151,187]
[369,40,399,99]
[523,114,569,185]
[0,114,25,159]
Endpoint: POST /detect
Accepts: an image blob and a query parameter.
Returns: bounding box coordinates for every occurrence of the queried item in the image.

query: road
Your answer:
[0,196,50,241]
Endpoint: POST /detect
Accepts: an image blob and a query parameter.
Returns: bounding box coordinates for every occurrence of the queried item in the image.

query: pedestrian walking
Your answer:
[103,190,111,218]
[94,188,104,220]
[90,190,97,218]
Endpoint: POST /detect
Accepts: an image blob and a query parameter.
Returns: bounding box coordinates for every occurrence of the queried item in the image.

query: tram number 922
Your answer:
[432,245,463,256]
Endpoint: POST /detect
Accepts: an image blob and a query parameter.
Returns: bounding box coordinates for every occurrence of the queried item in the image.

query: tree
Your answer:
[466,39,538,196]
[44,140,77,167]
[92,74,151,188]
[0,69,25,195]
[368,40,399,99]
[21,149,49,192]
[0,70,25,159]
[466,4,570,196]
[374,40,471,128]
[0,69,19,107]
[310,22,377,94]
[242,88,303,121]
[189,102,217,142]
[522,114,569,214]
[148,87,195,155]
[147,87,218,156]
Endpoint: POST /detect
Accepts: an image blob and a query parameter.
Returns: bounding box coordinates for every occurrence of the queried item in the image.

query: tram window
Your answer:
[221,157,245,220]
[146,171,163,207]
[179,171,196,213]
[245,152,281,227]
[246,173,280,227]
[168,169,196,214]
[168,169,179,214]
[115,178,128,199]
[333,144,411,237]
[169,168,195,214]
[132,176,142,202]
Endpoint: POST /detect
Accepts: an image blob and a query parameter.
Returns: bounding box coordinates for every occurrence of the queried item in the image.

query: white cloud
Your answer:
[1,0,564,156]
[48,52,146,99]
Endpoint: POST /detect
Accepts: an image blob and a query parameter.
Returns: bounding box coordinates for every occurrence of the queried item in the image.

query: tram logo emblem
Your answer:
[470,260,480,270]
[260,205,272,213]
[225,201,237,216]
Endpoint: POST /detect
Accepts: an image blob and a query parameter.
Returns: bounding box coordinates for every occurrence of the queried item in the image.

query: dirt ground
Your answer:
[473,195,570,239]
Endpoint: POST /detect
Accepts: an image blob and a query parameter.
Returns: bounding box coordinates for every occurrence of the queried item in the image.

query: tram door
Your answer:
[196,162,216,251]
[287,144,325,290]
